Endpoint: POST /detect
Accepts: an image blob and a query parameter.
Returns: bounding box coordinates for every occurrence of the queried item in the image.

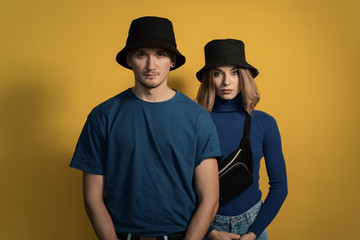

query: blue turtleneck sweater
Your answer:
[210,94,287,237]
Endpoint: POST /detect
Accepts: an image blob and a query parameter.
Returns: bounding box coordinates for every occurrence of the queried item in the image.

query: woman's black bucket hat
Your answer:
[196,39,259,81]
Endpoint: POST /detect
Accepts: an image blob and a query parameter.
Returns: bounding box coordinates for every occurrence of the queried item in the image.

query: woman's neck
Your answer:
[212,93,244,113]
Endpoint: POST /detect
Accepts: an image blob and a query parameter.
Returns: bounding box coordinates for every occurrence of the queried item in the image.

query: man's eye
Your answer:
[157,52,166,57]
[136,53,145,58]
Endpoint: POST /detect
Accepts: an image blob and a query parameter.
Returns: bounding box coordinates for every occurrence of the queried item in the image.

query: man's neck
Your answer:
[132,84,176,102]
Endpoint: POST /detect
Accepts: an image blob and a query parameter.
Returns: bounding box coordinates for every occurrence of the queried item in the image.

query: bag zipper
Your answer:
[218,148,242,176]
[219,162,249,179]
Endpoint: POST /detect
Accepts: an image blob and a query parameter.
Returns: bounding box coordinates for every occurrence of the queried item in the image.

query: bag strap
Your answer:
[243,112,251,138]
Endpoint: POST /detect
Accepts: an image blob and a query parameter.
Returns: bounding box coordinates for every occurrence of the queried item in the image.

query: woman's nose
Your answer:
[223,74,230,85]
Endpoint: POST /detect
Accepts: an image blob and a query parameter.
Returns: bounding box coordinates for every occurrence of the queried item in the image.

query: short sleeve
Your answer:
[69,113,107,175]
[195,110,222,166]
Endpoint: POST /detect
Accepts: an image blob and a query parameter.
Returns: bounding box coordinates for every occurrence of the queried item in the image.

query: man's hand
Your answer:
[239,232,256,240]
[208,230,240,240]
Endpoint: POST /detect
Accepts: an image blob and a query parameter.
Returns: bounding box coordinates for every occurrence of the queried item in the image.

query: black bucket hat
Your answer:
[196,39,259,81]
[116,16,186,70]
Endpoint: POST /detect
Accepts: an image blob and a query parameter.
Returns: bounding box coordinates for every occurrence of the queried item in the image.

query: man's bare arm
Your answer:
[184,158,219,240]
[83,172,118,240]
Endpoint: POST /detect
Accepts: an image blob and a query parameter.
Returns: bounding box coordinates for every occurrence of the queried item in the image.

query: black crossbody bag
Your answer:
[218,113,253,202]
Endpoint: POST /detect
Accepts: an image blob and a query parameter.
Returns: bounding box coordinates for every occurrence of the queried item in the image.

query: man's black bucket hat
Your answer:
[116,16,186,70]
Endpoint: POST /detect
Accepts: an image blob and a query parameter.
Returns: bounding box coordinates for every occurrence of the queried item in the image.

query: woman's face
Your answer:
[212,65,241,100]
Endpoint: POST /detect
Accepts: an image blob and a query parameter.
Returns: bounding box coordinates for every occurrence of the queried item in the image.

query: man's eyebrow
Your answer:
[156,49,169,53]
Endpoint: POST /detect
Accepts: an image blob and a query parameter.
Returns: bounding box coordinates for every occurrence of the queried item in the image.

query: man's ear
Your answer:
[171,54,176,68]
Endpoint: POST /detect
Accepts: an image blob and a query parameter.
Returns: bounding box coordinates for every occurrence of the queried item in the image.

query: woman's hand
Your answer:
[208,230,241,240]
[239,232,256,240]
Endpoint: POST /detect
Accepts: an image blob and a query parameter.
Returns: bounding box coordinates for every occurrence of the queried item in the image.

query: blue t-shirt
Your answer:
[210,94,287,237]
[70,88,221,236]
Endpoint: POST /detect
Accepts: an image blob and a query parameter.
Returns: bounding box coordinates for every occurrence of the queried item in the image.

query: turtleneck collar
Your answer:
[212,93,244,113]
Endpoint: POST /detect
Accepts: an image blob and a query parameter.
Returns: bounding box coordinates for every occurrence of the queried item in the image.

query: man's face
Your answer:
[127,48,175,89]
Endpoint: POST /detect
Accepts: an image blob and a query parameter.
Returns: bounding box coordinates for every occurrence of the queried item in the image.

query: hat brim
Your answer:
[116,38,186,71]
[196,58,259,82]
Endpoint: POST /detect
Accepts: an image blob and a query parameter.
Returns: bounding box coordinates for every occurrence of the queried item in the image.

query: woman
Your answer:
[196,39,288,240]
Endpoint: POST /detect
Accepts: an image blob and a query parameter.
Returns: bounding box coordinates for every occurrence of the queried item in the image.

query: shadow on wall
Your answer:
[0,73,94,239]
[168,76,187,95]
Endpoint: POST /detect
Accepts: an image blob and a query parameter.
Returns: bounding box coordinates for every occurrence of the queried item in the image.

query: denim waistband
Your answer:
[116,231,185,240]
[214,200,262,225]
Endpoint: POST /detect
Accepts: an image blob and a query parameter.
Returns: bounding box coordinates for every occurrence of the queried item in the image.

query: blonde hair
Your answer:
[196,68,260,114]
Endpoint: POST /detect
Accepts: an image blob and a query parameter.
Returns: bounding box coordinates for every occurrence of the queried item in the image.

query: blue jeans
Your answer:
[210,201,268,240]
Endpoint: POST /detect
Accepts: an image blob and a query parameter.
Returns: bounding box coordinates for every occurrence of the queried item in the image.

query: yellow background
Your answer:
[1,0,359,239]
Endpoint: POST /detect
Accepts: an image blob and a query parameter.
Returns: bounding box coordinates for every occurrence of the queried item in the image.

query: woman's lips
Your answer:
[221,89,233,94]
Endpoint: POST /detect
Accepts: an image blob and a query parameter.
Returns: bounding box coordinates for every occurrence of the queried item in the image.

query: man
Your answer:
[70,16,222,240]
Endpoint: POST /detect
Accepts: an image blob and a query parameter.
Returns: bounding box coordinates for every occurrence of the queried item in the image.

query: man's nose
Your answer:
[146,56,156,70]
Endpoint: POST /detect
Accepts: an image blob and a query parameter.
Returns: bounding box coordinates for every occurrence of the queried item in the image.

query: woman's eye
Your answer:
[232,70,239,75]
[213,72,221,77]
[136,53,145,58]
